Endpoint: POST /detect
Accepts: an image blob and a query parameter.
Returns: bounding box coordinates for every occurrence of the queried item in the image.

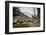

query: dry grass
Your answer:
[13,15,40,28]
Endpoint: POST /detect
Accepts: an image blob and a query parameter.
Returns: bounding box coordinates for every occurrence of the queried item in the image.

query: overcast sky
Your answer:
[19,7,38,17]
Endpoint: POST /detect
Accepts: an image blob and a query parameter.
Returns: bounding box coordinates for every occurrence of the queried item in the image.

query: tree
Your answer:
[37,8,40,19]
[13,7,21,16]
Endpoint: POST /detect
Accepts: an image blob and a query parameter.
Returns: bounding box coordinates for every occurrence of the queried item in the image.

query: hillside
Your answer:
[13,7,40,28]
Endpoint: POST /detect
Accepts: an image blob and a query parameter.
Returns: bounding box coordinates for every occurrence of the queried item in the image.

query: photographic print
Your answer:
[5,1,45,34]
[13,7,40,28]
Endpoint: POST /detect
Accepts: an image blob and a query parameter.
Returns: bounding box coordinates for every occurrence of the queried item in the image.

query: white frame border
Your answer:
[9,3,44,32]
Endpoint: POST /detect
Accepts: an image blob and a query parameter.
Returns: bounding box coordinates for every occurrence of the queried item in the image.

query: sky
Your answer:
[19,7,38,17]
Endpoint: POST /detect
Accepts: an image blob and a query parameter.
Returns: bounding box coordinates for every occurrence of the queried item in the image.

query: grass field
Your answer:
[13,15,40,28]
